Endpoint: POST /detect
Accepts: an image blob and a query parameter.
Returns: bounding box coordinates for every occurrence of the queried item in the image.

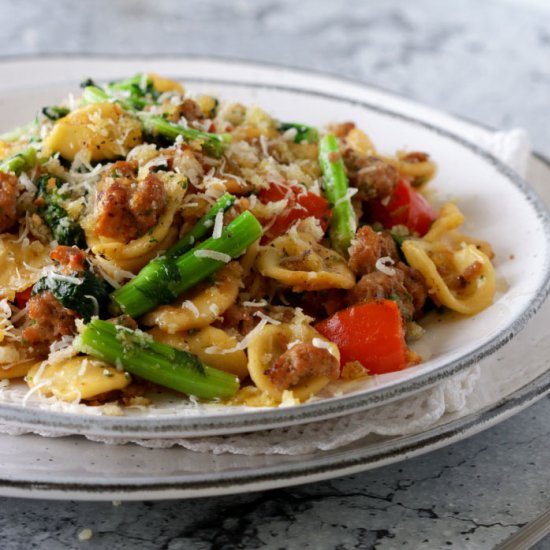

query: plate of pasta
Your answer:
[0,57,548,439]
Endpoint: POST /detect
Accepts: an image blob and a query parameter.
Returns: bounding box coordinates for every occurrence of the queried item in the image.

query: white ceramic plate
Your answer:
[0,57,549,438]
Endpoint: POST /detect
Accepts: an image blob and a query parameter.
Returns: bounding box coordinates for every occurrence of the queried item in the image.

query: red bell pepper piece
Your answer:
[315,300,408,375]
[368,179,436,236]
[258,181,331,242]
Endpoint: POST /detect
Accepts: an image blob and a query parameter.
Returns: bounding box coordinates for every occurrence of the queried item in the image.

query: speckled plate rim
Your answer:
[0,56,549,439]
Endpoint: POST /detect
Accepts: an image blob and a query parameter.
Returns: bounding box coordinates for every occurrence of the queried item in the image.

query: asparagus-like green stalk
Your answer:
[81,85,230,157]
[278,122,319,144]
[81,85,136,111]
[319,134,356,256]
[165,193,236,259]
[111,210,262,317]
[0,146,37,175]
[77,319,239,400]
[42,106,70,121]
[137,113,231,158]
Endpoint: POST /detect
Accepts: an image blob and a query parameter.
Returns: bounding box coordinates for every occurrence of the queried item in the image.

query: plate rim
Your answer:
[1,56,550,438]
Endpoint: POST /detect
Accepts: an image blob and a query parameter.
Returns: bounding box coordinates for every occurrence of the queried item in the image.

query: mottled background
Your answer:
[1,1,550,548]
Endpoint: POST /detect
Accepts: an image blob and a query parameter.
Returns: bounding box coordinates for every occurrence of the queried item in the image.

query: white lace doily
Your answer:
[0,128,533,455]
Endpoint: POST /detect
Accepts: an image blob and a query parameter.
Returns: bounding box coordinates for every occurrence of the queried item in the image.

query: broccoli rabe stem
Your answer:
[81,85,231,157]
[77,319,239,400]
[111,210,262,318]
[319,134,357,256]
[0,146,37,175]
[165,193,236,259]
[278,122,319,144]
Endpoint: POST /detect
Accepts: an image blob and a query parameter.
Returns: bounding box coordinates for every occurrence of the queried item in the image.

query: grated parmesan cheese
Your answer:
[212,209,224,239]
[286,339,301,350]
[21,380,52,407]
[253,310,281,325]
[205,312,280,355]
[375,256,396,276]
[194,249,232,263]
[181,300,200,317]
[242,299,268,307]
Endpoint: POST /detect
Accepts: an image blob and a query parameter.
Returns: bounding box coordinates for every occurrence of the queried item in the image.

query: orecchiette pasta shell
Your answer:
[257,233,355,292]
[381,154,437,184]
[142,262,242,333]
[345,128,376,156]
[0,359,34,380]
[41,103,142,163]
[86,173,186,272]
[402,240,496,315]
[148,73,185,94]
[0,235,51,300]
[26,357,130,403]
[424,203,495,259]
[424,202,465,243]
[247,322,340,402]
[149,326,248,380]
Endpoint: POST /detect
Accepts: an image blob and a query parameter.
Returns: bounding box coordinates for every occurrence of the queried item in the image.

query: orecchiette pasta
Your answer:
[0,235,51,300]
[142,262,242,333]
[42,103,142,163]
[149,326,249,380]
[26,357,130,402]
[257,231,355,292]
[402,203,496,315]
[85,172,186,271]
[247,322,340,402]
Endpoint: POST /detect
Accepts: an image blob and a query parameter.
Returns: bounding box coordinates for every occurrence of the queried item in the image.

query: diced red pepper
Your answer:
[258,181,331,242]
[315,300,408,375]
[368,179,436,236]
[14,286,33,309]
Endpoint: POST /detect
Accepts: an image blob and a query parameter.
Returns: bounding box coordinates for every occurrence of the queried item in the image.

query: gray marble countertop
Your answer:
[1,0,550,548]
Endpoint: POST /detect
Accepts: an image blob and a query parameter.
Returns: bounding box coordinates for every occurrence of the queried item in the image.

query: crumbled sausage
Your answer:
[346,261,428,321]
[401,151,429,163]
[22,291,77,351]
[50,245,87,273]
[218,304,295,336]
[348,225,398,277]
[166,98,205,125]
[107,314,139,330]
[266,342,340,391]
[0,172,19,233]
[345,155,400,200]
[327,122,355,138]
[95,172,167,243]
[110,160,138,178]
[297,289,346,319]
[397,261,428,313]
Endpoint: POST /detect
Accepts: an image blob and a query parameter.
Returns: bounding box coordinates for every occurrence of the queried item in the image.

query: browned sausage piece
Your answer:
[266,342,340,391]
[0,172,19,233]
[348,225,398,277]
[346,156,400,201]
[50,245,87,273]
[22,291,77,351]
[95,172,167,243]
[218,304,295,336]
[165,98,205,125]
[346,262,428,321]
